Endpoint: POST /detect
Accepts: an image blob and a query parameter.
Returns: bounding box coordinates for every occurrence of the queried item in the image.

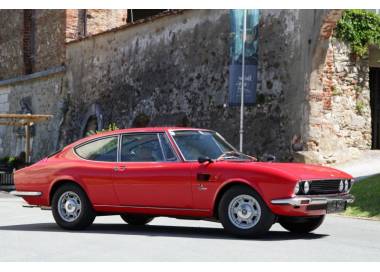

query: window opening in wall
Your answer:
[127,10,169,23]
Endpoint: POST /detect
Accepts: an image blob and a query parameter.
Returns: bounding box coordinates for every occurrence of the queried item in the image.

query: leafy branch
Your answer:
[336,10,380,57]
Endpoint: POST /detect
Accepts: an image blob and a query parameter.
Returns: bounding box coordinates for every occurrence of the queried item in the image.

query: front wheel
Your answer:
[120,214,154,226]
[218,186,275,237]
[52,183,96,230]
[279,215,325,233]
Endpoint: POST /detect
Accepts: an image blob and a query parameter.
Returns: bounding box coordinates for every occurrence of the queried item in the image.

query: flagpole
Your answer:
[239,9,247,153]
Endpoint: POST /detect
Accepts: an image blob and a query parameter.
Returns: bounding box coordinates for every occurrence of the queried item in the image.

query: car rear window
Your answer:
[75,136,118,162]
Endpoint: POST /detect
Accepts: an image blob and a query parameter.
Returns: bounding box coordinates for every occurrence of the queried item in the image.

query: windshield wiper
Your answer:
[216,151,257,161]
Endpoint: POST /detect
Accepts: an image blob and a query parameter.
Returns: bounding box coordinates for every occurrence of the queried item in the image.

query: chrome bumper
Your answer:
[271,194,354,206]
[10,191,42,197]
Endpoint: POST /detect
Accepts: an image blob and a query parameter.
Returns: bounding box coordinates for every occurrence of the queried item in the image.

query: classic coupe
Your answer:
[12,127,354,236]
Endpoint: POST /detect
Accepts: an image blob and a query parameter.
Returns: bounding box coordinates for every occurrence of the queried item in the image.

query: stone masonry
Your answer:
[300,39,372,164]
[0,9,378,164]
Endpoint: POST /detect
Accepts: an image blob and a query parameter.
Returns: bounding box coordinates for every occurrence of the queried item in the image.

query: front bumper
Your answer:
[271,194,354,206]
[270,194,354,216]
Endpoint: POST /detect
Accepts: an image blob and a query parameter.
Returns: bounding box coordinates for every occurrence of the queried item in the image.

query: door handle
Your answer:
[114,166,126,172]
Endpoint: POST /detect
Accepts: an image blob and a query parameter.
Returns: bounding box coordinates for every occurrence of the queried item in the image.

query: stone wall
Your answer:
[302,38,371,164]
[66,9,128,42]
[0,10,24,80]
[2,9,369,164]
[59,9,331,161]
[0,89,10,155]
[33,10,66,72]
[0,72,65,159]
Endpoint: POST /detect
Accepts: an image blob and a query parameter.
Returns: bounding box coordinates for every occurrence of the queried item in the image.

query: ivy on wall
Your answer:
[336,10,380,57]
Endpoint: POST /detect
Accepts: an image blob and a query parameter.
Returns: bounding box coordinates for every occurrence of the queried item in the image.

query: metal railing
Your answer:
[0,171,15,192]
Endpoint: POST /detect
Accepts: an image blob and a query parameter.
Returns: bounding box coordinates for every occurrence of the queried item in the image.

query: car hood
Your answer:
[255,162,352,180]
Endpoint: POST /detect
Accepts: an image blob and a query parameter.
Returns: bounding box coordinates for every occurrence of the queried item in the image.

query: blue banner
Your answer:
[228,10,259,106]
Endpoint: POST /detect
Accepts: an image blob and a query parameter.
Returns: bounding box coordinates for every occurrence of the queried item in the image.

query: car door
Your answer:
[113,132,193,209]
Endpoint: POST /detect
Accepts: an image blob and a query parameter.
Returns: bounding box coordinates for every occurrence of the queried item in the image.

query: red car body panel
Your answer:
[14,127,353,219]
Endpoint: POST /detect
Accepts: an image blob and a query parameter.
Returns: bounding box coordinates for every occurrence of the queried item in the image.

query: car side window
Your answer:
[121,134,164,162]
[159,133,178,161]
[75,136,118,162]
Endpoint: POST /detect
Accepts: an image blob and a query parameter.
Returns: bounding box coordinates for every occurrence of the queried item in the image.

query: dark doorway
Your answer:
[370,67,380,149]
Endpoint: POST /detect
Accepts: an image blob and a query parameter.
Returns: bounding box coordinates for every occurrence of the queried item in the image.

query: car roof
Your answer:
[66,127,212,148]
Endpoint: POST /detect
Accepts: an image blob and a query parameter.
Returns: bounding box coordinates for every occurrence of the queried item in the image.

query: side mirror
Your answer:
[198,156,213,164]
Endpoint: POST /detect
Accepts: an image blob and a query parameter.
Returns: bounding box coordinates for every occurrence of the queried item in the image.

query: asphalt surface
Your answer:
[0,192,380,261]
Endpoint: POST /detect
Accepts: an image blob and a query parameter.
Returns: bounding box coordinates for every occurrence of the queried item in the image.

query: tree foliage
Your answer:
[336,10,380,57]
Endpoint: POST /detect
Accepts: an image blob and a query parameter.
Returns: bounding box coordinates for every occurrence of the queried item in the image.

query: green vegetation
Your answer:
[86,122,120,136]
[356,100,365,115]
[336,10,380,57]
[343,175,380,219]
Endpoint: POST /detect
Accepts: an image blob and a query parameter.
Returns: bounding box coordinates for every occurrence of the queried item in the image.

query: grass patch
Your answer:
[342,175,380,219]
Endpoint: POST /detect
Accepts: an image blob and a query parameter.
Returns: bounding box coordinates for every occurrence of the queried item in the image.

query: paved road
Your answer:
[0,193,380,261]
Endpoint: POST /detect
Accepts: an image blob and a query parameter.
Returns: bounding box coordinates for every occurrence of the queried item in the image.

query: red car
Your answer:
[12,127,354,237]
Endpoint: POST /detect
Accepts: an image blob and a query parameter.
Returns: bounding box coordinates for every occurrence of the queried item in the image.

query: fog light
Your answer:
[339,180,344,192]
[303,181,310,194]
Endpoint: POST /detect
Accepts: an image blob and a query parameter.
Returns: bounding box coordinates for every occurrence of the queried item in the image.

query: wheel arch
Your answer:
[212,179,263,219]
[48,177,88,206]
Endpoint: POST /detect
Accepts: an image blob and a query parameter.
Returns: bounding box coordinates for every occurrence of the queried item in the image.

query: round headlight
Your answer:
[303,181,310,194]
[344,180,349,191]
[294,183,300,195]
[339,180,344,192]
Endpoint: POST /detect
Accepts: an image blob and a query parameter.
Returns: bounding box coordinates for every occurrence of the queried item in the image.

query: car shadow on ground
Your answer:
[0,223,329,241]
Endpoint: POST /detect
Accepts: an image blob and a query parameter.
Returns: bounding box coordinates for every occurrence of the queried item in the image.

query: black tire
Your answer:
[218,185,275,237]
[52,183,96,230]
[279,215,325,233]
[120,214,154,226]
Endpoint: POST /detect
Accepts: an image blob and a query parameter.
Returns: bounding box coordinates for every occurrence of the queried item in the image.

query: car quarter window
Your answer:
[75,136,118,162]
[121,133,167,162]
[159,133,178,161]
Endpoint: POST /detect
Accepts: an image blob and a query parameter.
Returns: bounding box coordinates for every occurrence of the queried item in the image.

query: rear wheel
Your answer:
[218,185,275,237]
[279,215,325,233]
[52,183,96,230]
[120,214,154,226]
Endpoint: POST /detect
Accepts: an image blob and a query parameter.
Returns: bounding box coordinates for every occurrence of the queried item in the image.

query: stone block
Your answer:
[0,93,8,104]
[0,102,9,113]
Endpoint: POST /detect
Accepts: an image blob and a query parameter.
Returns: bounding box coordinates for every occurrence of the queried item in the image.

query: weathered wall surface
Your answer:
[66,9,128,42]
[3,9,368,164]
[0,10,24,80]
[0,73,65,159]
[33,10,66,72]
[301,38,372,164]
[60,9,331,161]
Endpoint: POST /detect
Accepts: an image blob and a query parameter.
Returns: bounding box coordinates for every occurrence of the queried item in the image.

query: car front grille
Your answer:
[309,179,341,195]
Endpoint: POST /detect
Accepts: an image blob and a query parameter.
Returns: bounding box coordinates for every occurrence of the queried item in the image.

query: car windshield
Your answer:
[170,130,238,161]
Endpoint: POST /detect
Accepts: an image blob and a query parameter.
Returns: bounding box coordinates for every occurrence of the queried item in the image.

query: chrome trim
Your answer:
[10,191,42,196]
[93,204,209,212]
[271,194,355,206]
[168,129,239,162]
[73,135,120,163]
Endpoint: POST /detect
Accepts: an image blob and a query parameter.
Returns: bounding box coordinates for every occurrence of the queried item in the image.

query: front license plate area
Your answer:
[327,200,347,213]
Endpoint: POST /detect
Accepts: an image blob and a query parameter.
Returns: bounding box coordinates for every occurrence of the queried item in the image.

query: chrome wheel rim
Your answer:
[228,194,261,229]
[58,191,82,222]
